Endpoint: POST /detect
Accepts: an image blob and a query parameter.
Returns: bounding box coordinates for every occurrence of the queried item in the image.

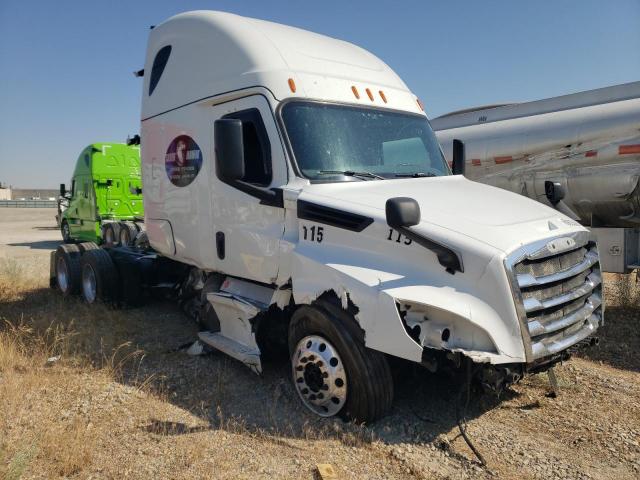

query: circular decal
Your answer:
[165,135,202,187]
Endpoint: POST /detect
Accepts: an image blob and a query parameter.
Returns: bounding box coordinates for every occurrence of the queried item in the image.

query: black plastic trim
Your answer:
[396,226,463,274]
[216,232,225,260]
[297,200,373,232]
[141,86,279,122]
[148,45,172,96]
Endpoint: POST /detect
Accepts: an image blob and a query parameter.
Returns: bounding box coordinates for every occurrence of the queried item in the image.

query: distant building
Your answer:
[10,188,58,200]
[0,185,11,200]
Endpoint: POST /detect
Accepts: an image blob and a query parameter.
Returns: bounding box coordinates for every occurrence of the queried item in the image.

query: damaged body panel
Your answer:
[288,178,599,367]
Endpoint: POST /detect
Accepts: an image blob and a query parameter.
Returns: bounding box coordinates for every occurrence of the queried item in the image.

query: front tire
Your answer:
[288,303,393,423]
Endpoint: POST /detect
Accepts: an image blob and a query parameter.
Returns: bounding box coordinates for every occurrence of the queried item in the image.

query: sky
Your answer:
[0,0,638,188]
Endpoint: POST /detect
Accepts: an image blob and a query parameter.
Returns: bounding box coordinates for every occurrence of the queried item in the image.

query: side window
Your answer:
[222,109,272,187]
[149,45,172,96]
[71,179,76,197]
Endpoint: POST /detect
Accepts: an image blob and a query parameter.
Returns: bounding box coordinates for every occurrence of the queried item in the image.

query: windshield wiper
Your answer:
[394,172,437,178]
[319,170,385,180]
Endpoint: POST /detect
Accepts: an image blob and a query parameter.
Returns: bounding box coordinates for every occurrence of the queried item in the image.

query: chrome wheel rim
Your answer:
[56,257,69,292]
[292,335,347,417]
[104,228,114,244]
[62,223,70,241]
[82,264,97,303]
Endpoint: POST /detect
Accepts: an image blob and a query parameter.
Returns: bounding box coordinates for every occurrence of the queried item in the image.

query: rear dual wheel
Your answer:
[118,222,139,247]
[102,223,120,246]
[54,244,118,304]
[55,244,81,296]
[289,302,393,423]
[80,250,118,304]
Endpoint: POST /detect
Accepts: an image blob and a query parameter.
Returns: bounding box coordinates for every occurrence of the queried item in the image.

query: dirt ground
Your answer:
[1,208,639,479]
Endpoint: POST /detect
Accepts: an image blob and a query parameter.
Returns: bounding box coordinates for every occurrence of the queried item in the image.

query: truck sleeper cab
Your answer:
[52,11,602,423]
[59,143,144,245]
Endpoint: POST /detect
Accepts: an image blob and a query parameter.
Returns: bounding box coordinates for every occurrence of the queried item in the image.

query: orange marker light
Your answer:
[379,90,387,103]
[288,78,296,93]
[416,98,424,111]
[351,86,360,99]
[366,88,374,101]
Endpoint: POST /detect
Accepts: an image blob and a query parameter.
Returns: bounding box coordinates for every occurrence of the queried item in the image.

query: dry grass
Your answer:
[0,261,148,479]
[1,246,639,479]
[613,272,640,308]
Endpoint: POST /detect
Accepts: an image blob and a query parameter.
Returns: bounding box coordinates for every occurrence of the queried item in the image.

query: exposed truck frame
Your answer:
[58,142,144,246]
[51,11,602,423]
[433,81,640,274]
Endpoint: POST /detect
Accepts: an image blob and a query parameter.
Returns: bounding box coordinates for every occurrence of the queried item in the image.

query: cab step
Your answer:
[197,331,262,374]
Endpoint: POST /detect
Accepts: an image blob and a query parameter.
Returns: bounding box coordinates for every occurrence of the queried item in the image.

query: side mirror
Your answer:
[59,183,66,197]
[452,139,465,176]
[386,197,421,229]
[215,118,245,182]
[545,181,565,205]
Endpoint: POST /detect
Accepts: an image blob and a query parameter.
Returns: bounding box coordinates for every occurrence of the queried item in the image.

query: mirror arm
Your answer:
[231,179,284,208]
[394,226,463,274]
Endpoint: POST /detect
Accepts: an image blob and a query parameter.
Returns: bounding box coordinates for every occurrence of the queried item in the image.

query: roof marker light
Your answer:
[585,150,597,157]
[471,159,481,166]
[379,90,387,103]
[416,98,424,111]
[288,78,296,93]
[351,86,360,99]
[366,88,374,101]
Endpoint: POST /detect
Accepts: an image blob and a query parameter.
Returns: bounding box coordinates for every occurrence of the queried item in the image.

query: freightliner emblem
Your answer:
[546,237,576,253]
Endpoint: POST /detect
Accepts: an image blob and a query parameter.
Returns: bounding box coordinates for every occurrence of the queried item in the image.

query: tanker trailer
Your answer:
[432,81,640,273]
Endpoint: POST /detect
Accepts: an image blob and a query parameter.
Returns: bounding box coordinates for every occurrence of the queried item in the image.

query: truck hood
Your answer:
[298,175,584,254]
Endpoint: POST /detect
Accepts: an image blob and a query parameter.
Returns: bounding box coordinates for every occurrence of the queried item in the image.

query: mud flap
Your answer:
[49,251,57,288]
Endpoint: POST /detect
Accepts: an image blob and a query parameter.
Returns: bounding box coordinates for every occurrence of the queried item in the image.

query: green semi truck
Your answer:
[58,143,144,245]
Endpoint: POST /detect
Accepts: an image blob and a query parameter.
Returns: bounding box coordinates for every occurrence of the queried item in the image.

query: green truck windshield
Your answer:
[281,102,449,180]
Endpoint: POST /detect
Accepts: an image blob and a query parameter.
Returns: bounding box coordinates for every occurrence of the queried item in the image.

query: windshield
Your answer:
[281,102,449,180]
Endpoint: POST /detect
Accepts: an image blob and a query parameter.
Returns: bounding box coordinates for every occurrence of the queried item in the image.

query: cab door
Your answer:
[77,176,96,240]
[209,95,287,284]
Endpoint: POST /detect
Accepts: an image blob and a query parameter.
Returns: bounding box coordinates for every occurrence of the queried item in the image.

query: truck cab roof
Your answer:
[72,143,141,179]
[142,10,422,120]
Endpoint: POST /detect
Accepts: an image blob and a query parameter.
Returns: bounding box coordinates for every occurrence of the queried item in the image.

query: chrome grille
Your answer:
[506,232,603,361]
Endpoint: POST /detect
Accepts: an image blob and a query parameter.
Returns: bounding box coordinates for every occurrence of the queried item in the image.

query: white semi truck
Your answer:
[433,82,640,274]
[51,11,602,422]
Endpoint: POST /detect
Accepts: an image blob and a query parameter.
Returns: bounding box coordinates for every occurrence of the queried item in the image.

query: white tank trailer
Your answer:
[433,82,640,273]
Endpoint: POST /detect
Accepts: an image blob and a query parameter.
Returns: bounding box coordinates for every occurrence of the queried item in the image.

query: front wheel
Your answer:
[289,304,393,423]
[61,220,72,243]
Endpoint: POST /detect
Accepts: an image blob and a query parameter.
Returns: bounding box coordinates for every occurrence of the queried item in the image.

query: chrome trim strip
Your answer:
[528,293,602,336]
[522,272,601,313]
[530,313,600,359]
[517,250,599,288]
